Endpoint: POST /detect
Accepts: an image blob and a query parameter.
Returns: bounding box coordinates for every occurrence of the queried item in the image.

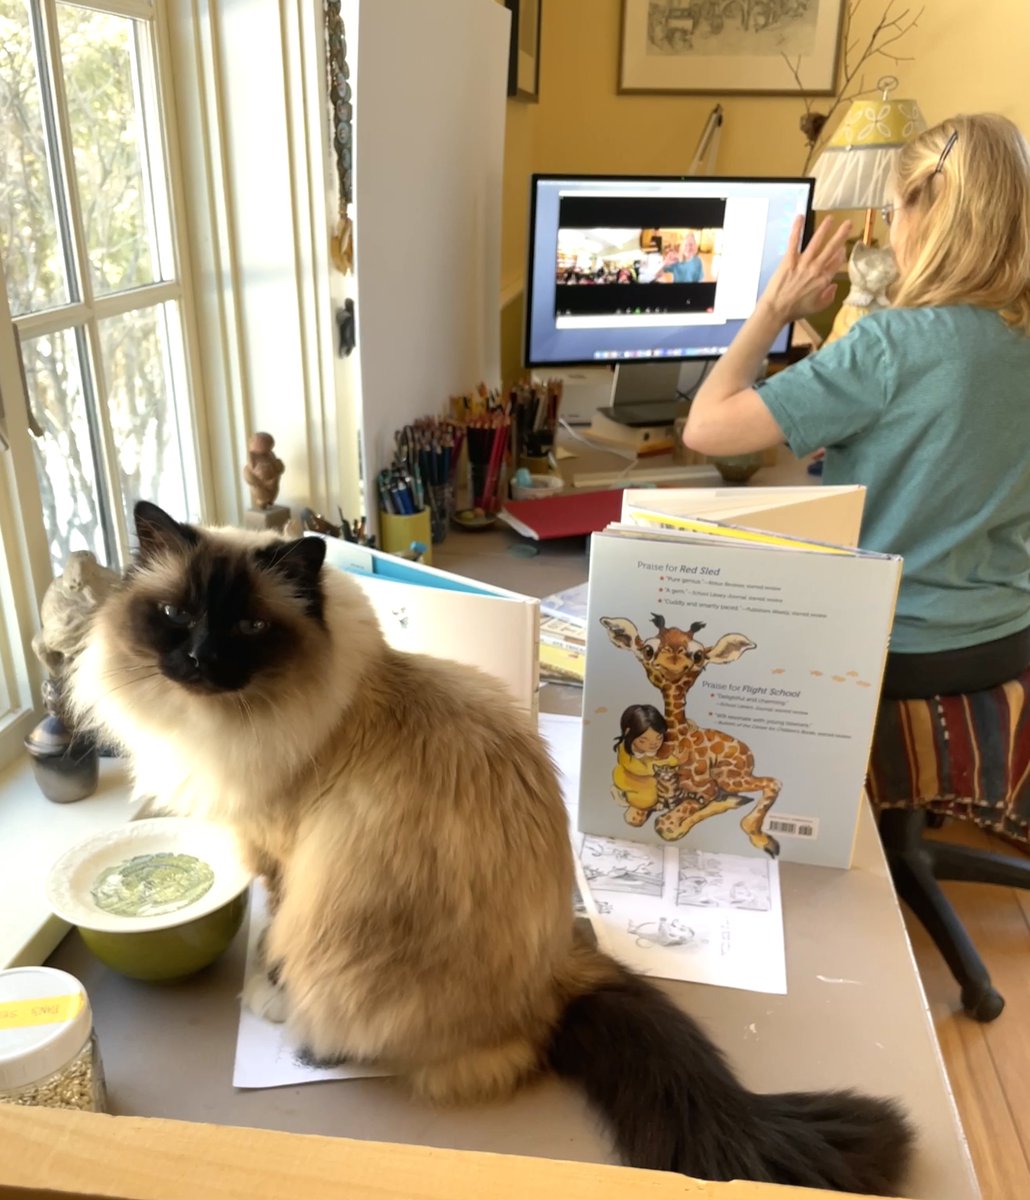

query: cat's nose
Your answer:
[186,635,218,667]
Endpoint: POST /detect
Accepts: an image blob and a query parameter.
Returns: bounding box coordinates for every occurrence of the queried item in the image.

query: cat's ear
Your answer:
[254,536,326,590]
[134,501,199,559]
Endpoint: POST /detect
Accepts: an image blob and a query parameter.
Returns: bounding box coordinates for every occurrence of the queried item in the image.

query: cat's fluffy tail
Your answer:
[548,960,914,1194]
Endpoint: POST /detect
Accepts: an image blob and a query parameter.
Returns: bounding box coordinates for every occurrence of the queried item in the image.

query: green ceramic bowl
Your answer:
[47,818,253,982]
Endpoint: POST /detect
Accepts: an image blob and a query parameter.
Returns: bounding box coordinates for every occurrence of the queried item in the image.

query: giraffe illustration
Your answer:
[601,613,781,857]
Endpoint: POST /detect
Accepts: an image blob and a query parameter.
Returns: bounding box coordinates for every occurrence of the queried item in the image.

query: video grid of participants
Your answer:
[554,194,726,319]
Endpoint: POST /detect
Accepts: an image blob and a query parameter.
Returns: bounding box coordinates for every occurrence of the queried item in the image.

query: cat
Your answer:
[69,501,914,1194]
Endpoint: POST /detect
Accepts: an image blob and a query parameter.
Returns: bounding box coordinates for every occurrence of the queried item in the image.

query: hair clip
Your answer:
[934,130,959,175]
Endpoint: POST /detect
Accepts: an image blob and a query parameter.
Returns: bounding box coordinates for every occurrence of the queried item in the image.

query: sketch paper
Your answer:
[540,713,786,994]
[575,835,786,995]
[233,883,390,1090]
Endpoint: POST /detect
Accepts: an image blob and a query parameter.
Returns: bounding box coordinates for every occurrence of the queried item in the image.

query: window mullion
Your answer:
[29,0,82,308]
[41,0,130,568]
[11,302,91,340]
[78,319,130,564]
[90,280,181,320]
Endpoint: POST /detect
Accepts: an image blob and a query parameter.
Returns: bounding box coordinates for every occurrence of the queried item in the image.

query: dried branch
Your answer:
[786,0,924,174]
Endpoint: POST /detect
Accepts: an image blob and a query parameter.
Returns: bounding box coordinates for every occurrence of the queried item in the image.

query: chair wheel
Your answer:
[962,984,1005,1022]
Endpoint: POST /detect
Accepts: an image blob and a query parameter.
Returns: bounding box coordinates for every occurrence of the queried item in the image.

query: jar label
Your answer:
[0,992,84,1029]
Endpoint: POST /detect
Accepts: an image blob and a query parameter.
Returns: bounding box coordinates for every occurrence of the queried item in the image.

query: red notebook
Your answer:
[499,489,625,540]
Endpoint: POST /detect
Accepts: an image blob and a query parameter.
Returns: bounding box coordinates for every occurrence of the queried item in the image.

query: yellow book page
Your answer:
[622,487,865,548]
[622,510,855,555]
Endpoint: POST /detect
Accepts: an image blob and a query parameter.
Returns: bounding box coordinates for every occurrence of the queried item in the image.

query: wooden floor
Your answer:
[903,823,1030,1200]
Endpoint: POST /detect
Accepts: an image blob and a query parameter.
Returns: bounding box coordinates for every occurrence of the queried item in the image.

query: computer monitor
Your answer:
[524,174,814,379]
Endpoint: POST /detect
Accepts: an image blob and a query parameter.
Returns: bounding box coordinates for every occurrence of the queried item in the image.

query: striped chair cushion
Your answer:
[867,668,1030,846]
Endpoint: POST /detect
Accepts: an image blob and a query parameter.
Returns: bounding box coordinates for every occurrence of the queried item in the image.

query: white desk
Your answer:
[41,452,979,1198]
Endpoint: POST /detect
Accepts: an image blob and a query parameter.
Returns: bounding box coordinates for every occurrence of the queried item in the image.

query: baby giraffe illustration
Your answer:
[601,613,781,857]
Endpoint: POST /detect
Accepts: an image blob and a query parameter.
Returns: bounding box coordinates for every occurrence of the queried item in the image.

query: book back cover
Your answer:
[578,530,900,868]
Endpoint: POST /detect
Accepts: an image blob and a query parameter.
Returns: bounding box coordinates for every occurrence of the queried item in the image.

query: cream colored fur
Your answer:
[70,526,603,1103]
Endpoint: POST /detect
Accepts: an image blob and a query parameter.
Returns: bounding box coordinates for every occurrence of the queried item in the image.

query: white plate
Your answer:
[46,818,252,934]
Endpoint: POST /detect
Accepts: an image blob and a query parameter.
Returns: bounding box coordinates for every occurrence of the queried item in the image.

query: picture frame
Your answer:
[619,0,845,96]
[505,0,541,100]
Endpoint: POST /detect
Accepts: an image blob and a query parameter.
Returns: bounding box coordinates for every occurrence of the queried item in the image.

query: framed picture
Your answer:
[619,0,845,95]
[505,0,541,100]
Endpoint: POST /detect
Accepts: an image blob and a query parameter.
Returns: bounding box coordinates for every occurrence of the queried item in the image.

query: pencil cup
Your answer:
[379,508,433,566]
[468,463,501,514]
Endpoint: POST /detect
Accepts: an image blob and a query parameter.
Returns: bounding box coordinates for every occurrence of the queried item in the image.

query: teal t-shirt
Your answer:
[758,305,1030,653]
[664,258,704,283]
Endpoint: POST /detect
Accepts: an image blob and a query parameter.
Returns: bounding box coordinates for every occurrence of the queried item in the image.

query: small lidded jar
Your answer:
[0,966,107,1111]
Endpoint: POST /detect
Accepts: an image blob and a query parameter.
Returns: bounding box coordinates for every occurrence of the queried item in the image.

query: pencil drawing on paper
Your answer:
[627,916,706,950]
[580,835,664,896]
[646,0,820,58]
[677,849,772,911]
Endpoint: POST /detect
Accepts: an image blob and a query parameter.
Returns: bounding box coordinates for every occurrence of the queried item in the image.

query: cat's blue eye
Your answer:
[236,618,270,636]
[160,603,193,627]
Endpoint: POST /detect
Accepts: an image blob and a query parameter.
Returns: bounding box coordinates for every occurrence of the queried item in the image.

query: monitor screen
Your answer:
[524,174,814,368]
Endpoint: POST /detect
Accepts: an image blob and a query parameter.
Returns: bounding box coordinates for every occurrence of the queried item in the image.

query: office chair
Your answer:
[867,668,1030,1021]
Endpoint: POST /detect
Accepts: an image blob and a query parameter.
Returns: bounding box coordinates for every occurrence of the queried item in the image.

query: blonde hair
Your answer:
[891,113,1030,334]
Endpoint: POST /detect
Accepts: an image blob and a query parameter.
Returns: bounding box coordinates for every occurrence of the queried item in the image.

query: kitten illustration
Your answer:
[70,502,913,1194]
[652,760,684,811]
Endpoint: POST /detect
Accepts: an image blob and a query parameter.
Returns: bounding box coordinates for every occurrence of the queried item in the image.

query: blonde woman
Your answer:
[683,113,1030,699]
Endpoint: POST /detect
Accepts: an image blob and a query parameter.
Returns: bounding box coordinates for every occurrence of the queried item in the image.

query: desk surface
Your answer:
[46,452,979,1199]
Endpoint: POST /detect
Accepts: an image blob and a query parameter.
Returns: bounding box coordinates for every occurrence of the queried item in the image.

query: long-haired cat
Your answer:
[70,502,914,1193]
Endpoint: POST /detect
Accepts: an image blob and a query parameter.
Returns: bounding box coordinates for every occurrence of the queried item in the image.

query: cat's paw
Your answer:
[243,972,289,1024]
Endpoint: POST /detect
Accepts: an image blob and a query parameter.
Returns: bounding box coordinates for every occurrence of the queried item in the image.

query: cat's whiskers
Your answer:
[99,671,164,699]
[231,691,261,750]
[97,663,158,682]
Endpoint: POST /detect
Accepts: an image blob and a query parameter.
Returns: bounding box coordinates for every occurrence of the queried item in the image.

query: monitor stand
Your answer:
[599,361,707,428]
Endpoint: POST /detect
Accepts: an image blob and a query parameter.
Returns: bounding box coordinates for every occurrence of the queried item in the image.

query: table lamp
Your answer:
[809,77,927,342]
[811,77,927,243]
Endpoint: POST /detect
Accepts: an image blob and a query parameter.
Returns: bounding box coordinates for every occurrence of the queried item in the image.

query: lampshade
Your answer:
[811,97,928,211]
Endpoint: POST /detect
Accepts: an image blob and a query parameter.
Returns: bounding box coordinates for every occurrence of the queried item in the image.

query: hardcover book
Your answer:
[576,487,901,868]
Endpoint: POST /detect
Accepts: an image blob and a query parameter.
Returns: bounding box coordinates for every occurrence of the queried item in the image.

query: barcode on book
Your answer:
[766,814,819,839]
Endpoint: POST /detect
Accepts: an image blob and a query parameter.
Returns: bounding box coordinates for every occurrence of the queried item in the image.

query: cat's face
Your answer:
[115,501,328,697]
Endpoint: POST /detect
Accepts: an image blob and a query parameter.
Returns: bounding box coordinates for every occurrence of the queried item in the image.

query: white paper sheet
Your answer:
[232,883,391,1089]
[539,713,787,996]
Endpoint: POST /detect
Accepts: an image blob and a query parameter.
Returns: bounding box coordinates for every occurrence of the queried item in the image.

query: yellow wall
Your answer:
[500,0,1030,378]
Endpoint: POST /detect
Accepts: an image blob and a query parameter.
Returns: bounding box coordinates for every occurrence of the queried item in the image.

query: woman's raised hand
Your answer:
[760,214,853,324]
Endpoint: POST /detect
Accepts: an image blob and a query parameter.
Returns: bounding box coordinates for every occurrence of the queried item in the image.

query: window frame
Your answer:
[0,0,218,768]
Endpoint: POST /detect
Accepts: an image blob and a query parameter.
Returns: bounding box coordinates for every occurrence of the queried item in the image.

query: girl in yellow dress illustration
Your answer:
[611,704,678,827]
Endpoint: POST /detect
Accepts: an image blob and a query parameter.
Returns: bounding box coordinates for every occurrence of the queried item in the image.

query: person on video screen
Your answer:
[659,232,704,284]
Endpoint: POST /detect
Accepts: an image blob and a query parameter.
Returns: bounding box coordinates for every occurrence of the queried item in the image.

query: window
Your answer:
[0,0,206,771]
[0,0,201,573]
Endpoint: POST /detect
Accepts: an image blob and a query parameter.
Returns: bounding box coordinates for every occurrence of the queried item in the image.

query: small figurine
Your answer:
[825,243,899,346]
[243,432,285,510]
[31,550,121,680]
[27,550,117,802]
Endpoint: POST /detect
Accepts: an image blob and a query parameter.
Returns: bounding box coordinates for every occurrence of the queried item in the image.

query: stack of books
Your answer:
[583,408,676,456]
[539,582,588,685]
